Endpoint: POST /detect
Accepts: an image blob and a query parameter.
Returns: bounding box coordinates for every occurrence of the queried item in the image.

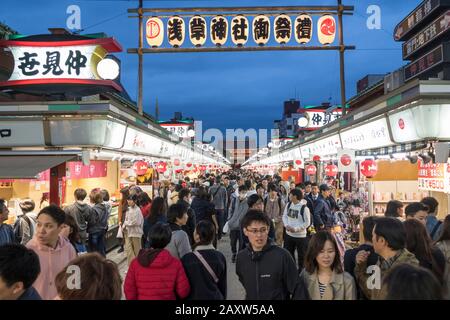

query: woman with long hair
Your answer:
[436,215,450,299]
[181,220,227,300]
[385,200,404,219]
[116,186,130,253]
[146,197,167,248]
[302,231,356,300]
[404,219,446,284]
[60,214,87,255]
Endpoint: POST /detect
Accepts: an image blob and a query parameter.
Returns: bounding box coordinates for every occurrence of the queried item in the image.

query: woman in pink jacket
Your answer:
[26,205,77,300]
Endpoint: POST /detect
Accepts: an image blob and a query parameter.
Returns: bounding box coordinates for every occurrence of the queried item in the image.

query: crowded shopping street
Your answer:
[1,0,450,310]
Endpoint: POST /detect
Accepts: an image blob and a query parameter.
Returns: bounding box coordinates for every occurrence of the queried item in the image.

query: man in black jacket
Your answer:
[236,210,299,300]
[177,188,196,246]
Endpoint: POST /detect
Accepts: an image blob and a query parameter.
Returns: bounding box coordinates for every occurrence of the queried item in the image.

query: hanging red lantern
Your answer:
[361,159,378,178]
[313,155,321,162]
[186,162,193,168]
[173,159,181,166]
[133,161,148,176]
[306,165,317,176]
[156,161,167,173]
[325,164,338,177]
[175,168,183,174]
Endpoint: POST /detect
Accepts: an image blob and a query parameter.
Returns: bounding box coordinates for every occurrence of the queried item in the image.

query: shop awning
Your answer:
[0,154,79,179]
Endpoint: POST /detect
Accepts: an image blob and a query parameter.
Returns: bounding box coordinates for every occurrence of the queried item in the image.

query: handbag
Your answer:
[116,223,124,239]
[193,251,219,283]
[222,221,229,234]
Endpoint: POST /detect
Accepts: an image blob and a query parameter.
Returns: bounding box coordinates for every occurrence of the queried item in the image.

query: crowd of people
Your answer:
[0,169,449,300]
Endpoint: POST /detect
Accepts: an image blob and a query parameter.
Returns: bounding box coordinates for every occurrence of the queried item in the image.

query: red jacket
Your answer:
[140,203,152,219]
[124,249,190,300]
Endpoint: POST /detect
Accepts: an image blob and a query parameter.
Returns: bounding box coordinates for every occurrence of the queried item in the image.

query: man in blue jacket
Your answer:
[313,184,335,231]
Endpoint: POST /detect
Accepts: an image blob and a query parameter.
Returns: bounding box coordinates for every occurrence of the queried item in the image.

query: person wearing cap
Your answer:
[313,184,335,231]
[14,199,38,245]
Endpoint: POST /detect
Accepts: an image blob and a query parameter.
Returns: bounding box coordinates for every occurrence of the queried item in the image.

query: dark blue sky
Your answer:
[1,0,422,132]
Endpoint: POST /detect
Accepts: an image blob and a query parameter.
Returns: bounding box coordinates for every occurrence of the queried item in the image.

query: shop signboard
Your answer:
[418,161,447,192]
[394,0,446,41]
[340,117,394,150]
[0,120,45,147]
[300,134,341,158]
[298,109,342,130]
[123,127,167,156]
[404,44,446,81]
[0,38,122,93]
[160,123,191,139]
[67,161,108,179]
[402,10,450,60]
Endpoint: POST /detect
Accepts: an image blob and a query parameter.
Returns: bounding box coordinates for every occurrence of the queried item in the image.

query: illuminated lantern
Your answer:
[156,161,167,173]
[325,164,338,177]
[306,165,317,176]
[360,159,378,178]
[186,162,193,168]
[133,161,148,176]
[318,15,336,45]
[146,17,164,48]
[274,14,292,44]
[173,159,181,167]
[189,15,207,47]
[231,15,249,46]
[295,14,313,44]
[175,168,183,174]
[253,15,270,46]
[313,155,321,162]
[210,15,228,46]
[168,16,185,47]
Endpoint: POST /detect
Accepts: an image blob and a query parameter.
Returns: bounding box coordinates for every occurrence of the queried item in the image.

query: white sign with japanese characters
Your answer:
[301,110,342,129]
[9,45,97,81]
[340,117,394,150]
[300,134,341,158]
[160,124,191,139]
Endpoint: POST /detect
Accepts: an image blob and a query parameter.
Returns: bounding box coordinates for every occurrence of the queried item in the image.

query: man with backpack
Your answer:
[421,197,443,241]
[63,188,91,245]
[282,188,311,271]
[14,199,37,245]
[264,183,285,246]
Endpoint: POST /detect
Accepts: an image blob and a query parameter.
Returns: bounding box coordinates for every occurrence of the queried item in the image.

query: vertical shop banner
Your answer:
[418,161,446,192]
[67,161,108,179]
[337,149,356,172]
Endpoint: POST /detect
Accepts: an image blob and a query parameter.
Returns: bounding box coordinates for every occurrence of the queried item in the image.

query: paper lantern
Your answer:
[168,16,185,47]
[360,159,378,178]
[186,162,193,168]
[175,168,183,174]
[210,15,228,46]
[173,159,181,167]
[325,164,338,177]
[318,15,336,45]
[133,161,148,176]
[295,14,313,44]
[313,155,321,162]
[231,15,249,46]
[189,15,207,47]
[274,14,292,44]
[253,15,270,46]
[306,165,317,176]
[146,17,164,48]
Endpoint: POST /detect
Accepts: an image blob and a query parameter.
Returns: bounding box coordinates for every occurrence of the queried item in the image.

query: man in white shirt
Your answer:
[282,188,311,272]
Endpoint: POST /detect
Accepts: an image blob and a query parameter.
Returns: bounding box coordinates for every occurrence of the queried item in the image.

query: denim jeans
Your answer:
[88,231,106,257]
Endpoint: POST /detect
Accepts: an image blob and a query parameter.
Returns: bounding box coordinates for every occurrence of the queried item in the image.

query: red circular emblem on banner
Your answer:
[398,118,405,130]
[340,154,352,166]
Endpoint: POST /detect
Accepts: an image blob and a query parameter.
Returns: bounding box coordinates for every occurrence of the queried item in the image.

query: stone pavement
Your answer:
[106,234,246,300]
